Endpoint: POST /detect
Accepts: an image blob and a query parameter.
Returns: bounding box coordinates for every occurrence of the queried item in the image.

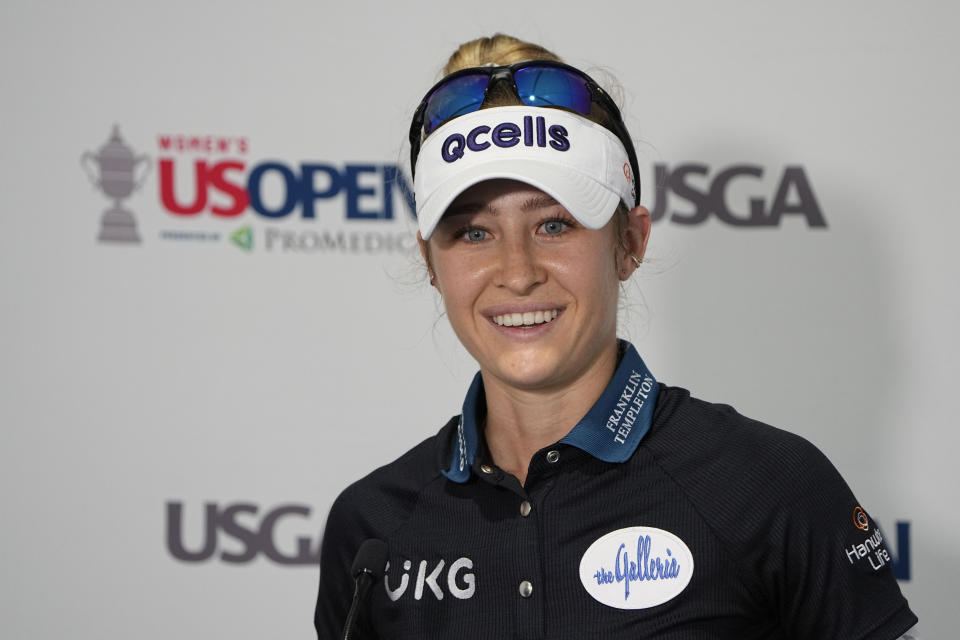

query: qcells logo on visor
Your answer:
[441,115,570,163]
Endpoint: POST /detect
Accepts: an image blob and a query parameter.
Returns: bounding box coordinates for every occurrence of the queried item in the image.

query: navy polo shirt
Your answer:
[315,342,916,639]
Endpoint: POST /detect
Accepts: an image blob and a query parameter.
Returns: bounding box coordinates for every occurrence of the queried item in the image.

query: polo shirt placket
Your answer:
[471,454,543,637]
[445,342,658,639]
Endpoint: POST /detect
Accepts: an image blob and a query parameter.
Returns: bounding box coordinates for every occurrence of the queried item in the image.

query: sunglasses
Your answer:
[409,60,641,205]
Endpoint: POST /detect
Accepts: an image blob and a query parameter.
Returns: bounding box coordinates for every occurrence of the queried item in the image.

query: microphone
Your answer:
[341,538,389,640]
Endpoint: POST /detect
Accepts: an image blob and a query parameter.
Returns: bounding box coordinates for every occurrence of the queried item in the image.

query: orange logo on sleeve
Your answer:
[853,506,869,531]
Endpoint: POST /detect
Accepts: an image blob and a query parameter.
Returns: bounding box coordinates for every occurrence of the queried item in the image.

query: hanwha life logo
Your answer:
[81,125,151,243]
[854,506,870,531]
[579,526,694,609]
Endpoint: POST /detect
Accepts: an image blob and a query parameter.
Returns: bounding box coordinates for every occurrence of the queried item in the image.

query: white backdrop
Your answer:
[1,1,956,637]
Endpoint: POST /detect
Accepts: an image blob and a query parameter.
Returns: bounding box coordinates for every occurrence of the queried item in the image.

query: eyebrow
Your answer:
[443,195,562,219]
[520,195,561,212]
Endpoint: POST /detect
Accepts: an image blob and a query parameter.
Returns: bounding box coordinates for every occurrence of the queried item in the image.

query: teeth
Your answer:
[493,309,560,327]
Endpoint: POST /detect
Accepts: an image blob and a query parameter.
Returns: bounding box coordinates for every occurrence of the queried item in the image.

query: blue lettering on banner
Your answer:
[300,164,344,218]
[594,535,682,600]
[244,163,414,220]
[248,162,300,218]
[343,165,380,220]
[441,115,570,163]
[890,521,911,581]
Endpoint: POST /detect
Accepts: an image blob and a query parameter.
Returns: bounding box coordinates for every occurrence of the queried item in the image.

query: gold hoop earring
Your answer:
[630,254,643,268]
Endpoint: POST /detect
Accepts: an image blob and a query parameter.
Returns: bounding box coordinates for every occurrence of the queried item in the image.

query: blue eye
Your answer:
[541,219,570,235]
[463,228,487,243]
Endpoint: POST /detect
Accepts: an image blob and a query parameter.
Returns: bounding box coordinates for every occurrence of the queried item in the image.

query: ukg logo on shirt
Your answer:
[384,556,477,601]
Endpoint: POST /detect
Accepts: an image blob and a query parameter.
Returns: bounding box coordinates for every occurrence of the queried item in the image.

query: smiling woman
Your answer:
[424,179,647,482]
[315,34,918,640]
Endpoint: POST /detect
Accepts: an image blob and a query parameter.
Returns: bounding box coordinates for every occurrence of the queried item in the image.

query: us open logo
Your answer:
[579,526,694,609]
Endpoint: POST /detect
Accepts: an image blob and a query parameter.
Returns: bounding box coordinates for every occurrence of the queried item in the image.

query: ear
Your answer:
[417,232,437,287]
[618,205,651,281]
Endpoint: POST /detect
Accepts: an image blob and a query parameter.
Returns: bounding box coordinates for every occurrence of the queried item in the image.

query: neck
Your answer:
[481,341,619,485]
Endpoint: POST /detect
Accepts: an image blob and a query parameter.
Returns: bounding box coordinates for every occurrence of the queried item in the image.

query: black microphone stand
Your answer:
[342,568,376,640]
[341,539,388,640]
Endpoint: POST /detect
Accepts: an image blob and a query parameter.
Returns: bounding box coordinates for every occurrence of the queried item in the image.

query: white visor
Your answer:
[414,106,636,240]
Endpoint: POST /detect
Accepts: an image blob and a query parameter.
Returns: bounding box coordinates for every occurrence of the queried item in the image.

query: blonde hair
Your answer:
[442,34,562,75]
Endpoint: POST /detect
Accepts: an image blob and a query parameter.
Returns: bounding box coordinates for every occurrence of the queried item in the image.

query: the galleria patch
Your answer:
[579,526,694,609]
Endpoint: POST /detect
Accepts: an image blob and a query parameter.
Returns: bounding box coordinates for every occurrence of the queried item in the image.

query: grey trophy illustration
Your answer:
[82,125,151,243]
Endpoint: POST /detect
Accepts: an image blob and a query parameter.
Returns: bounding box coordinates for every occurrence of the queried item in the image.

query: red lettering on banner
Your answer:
[207,161,249,217]
[156,135,249,155]
[160,159,208,215]
[159,159,249,217]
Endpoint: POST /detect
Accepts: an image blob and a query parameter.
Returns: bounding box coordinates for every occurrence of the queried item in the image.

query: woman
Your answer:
[315,34,917,639]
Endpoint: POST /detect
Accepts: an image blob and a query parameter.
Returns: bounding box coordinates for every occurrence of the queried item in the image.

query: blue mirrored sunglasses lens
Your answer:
[514,66,591,114]
[424,74,490,133]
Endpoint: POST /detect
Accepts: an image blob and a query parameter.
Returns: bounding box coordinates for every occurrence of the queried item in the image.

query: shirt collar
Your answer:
[443,341,659,483]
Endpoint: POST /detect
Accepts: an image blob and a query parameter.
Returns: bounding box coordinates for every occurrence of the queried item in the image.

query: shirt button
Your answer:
[519,500,532,517]
[518,580,533,598]
[545,450,560,464]
[480,464,493,474]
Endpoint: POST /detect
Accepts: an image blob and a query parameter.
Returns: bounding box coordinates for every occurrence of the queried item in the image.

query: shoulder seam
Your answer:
[382,471,449,542]
[637,445,772,610]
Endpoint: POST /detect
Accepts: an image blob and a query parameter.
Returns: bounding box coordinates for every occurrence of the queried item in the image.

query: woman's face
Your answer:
[423,179,648,393]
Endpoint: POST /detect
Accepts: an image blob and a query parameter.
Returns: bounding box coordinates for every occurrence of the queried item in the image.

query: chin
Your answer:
[487,352,571,391]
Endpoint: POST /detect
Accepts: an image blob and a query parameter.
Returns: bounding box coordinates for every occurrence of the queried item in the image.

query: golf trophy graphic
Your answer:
[82,125,151,243]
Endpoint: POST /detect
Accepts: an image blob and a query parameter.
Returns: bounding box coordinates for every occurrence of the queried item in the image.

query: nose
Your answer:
[495,235,545,295]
